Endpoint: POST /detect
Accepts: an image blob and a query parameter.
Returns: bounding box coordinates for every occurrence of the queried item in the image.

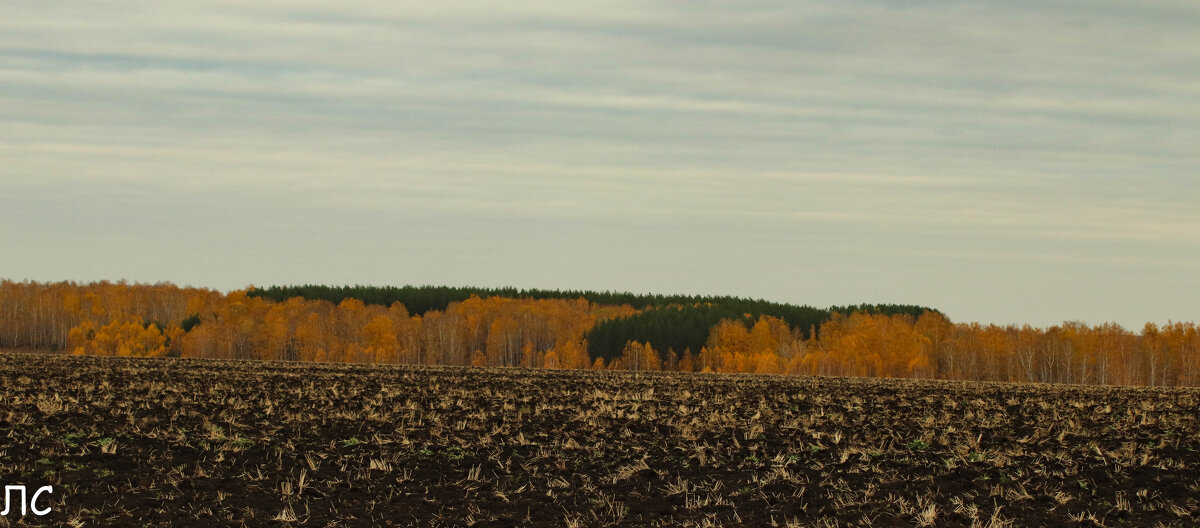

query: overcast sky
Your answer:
[2,1,1197,328]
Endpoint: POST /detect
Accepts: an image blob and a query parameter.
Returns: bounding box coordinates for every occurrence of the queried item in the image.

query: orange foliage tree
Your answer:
[5,280,1200,386]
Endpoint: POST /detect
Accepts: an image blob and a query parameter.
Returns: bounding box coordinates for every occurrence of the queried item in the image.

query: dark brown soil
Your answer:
[1,353,1198,527]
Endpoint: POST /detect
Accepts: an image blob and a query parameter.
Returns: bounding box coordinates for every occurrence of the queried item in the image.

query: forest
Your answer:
[246,284,929,362]
[2,279,1198,386]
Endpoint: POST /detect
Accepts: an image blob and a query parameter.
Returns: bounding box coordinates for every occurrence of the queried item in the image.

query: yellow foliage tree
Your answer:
[362,315,399,364]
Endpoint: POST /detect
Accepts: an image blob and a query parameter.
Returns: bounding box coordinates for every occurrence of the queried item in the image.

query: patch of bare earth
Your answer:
[1,353,1198,527]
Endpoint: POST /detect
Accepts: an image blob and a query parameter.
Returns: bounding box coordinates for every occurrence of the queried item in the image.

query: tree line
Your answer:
[246,284,932,360]
[246,284,813,314]
[586,302,928,363]
[2,280,1198,386]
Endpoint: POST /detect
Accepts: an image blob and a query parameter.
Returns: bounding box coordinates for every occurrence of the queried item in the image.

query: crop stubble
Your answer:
[0,353,1198,527]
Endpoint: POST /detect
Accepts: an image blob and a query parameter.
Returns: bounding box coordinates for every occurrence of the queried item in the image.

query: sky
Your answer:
[2,1,1198,328]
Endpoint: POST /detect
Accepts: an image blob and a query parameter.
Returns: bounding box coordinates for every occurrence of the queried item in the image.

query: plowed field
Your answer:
[1,353,1198,527]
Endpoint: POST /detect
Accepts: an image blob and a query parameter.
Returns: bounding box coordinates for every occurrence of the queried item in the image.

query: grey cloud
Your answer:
[2,0,1198,327]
